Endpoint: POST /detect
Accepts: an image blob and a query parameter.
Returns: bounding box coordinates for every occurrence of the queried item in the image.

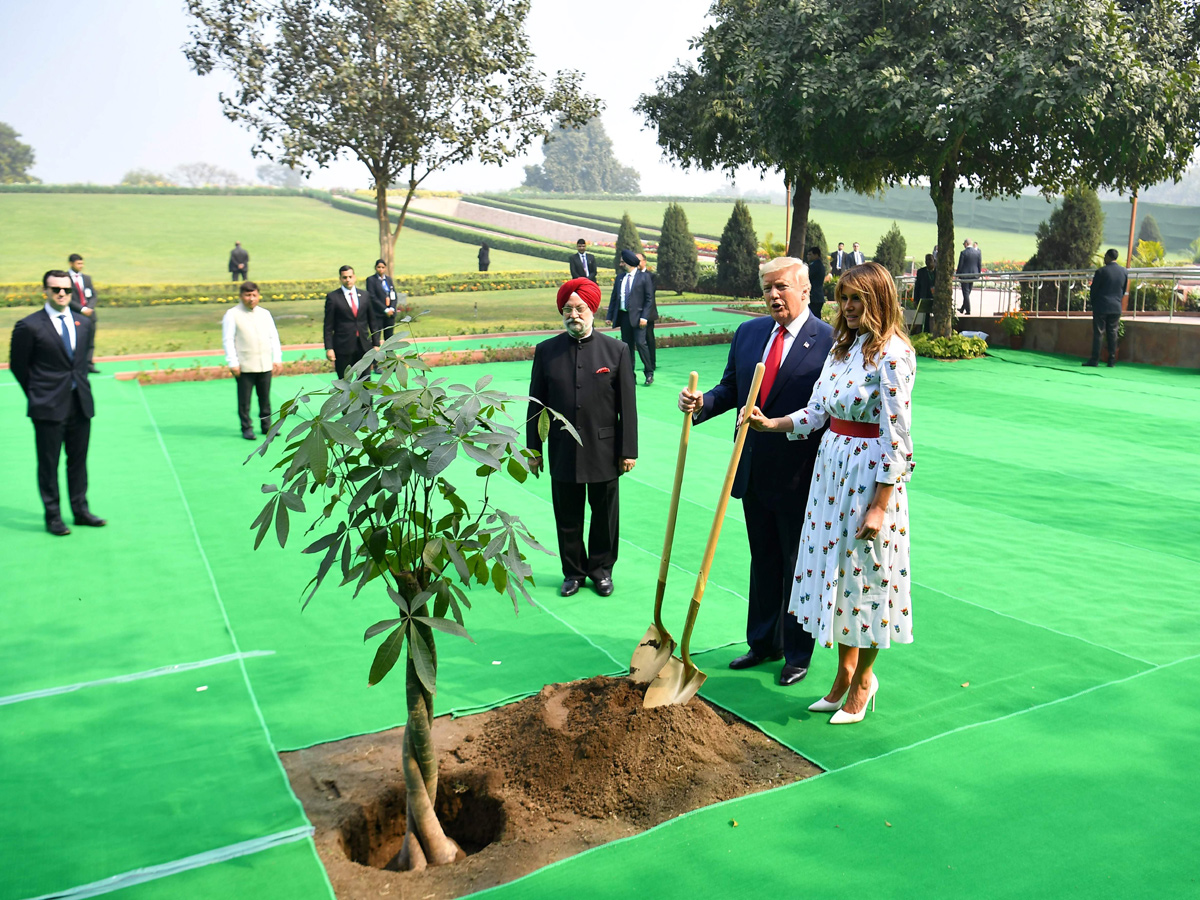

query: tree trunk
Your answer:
[929,151,959,339]
[374,181,393,275]
[395,630,463,871]
[787,175,813,259]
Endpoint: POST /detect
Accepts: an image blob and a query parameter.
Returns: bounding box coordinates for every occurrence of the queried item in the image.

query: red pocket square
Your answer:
[596,367,610,374]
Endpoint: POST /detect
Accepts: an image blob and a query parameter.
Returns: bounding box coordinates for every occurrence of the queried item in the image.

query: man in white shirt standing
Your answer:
[569,239,598,283]
[67,253,100,373]
[222,281,282,440]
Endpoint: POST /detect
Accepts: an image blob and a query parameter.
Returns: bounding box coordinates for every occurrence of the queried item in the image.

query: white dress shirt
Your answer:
[45,302,77,351]
[760,306,811,367]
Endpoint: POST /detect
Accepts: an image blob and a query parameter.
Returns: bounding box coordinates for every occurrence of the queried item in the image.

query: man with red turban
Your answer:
[528,278,638,597]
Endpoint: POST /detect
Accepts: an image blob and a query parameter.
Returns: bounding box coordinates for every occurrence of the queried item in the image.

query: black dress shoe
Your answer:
[1107,360,1116,367]
[778,664,809,686]
[643,374,654,386]
[88,364,101,374]
[47,518,71,536]
[1081,360,1099,367]
[594,576,614,597]
[560,577,583,597]
[74,511,107,527]
[728,650,782,670]
[242,428,256,440]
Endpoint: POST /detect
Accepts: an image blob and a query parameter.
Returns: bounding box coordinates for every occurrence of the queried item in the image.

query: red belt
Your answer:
[830,418,879,438]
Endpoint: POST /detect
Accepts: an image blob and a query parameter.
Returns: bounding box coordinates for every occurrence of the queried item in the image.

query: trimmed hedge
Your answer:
[0,184,332,197]
[912,333,988,359]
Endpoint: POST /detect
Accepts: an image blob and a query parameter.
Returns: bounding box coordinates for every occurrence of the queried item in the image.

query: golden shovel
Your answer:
[644,362,766,709]
[629,371,699,683]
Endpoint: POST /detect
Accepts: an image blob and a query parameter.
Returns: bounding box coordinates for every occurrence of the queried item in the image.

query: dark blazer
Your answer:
[229,246,249,274]
[569,252,598,283]
[830,249,847,276]
[695,313,833,505]
[67,273,98,314]
[849,250,866,267]
[1090,262,1128,315]
[527,331,637,483]
[10,309,96,422]
[642,272,658,322]
[607,269,653,323]
[956,247,982,278]
[364,273,395,320]
[323,287,379,358]
[913,265,935,302]
[806,259,826,316]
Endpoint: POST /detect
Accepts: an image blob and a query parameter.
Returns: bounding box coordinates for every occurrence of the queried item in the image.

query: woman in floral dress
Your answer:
[748,262,915,724]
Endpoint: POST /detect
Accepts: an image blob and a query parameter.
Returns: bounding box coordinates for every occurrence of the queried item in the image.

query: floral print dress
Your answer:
[785,334,916,649]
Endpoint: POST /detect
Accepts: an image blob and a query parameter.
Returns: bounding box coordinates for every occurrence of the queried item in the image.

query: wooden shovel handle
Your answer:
[653,371,699,631]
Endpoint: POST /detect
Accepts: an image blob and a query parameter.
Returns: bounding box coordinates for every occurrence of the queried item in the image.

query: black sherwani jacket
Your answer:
[323,287,379,357]
[527,330,638,483]
[10,309,96,422]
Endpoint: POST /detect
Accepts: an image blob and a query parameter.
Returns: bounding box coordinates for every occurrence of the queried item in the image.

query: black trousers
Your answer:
[33,390,91,522]
[616,310,653,377]
[334,344,368,379]
[1090,312,1121,363]
[645,320,656,372]
[236,370,273,433]
[231,269,247,281]
[551,478,619,582]
[741,478,816,667]
[958,280,973,313]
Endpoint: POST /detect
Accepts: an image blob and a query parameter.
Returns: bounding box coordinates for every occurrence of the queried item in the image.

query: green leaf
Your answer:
[368,626,405,686]
[322,419,363,448]
[274,499,290,548]
[421,537,443,568]
[414,615,472,642]
[408,623,437,694]
[537,407,550,443]
[506,455,528,483]
[253,496,278,550]
[303,429,327,484]
[364,618,403,641]
[491,561,507,594]
[444,541,471,583]
[261,483,278,494]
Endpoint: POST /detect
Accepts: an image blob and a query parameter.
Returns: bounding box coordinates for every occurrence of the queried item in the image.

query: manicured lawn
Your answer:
[0,194,562,284]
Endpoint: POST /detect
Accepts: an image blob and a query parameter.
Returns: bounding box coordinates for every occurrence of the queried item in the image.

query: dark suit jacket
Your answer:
[695,313,833,507]
[849,250,865,267]
[806,259,827,316]
[1090,262,1128,315]
[527,331,637,483]
[67,273,98,314]
[10,309,96,422]
[956,248,982,278]
[914,266,935,302]
[364,273,395,320]
[323,287,379,358]
[830,249,847,275]
[607,270,653,323]
[642,272,658,322]
[229,247,249,273]
[569,252,598,282]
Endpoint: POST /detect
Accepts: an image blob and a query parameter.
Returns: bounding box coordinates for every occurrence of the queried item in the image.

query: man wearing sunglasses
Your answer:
[9,271,105,536]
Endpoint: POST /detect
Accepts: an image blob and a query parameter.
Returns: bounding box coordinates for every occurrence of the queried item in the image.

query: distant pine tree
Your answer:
[717,201,760,297]
[613,213,643,272]
[806,220,828,266]
[874,222,908,275]
[657,203,698,294]
[1024,187,1105,271]
[1138,214,1163,245]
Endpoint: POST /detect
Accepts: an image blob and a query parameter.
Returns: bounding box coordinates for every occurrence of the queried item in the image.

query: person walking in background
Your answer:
[637,253,658,381]
[678,257,834,687]
[528,278,638,598]
[569,238,598,283]
[607,249,654,385]
[66,253,100,373]
[956,238,982,314]
[222,281,282,440]
[229,241,250,281]
[9,270,106,536]
[849,242,865,267]
[1084,248,1128,367]
[830,242,847,276]
[323,265,379,379]
[806,247,826,319]
[365,259,397,343]
[912,253,936,334]
[748,261,916,724]
[478,242,490,272]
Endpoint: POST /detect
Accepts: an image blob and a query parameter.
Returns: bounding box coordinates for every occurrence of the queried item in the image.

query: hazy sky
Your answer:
[1,0,770,194]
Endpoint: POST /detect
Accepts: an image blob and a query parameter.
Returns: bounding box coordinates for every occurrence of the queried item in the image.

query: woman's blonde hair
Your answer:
[832,262,911,365]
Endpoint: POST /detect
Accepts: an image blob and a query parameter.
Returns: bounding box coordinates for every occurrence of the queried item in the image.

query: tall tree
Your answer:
[613,213,643,272]
[717,200,760,297]
[0,122,38,184]
[657,202,698,293]
[257,163,304,188]
[806,219,828,265]
[185,0,595,273]
[1139,214,1164,244]
[1026,188,1106,271]
[523,118,640,193]
[873,222,908,276]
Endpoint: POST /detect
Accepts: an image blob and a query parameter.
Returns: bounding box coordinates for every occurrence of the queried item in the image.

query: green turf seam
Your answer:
[21,826,316,900]
[135,382,336,900]
[0,650,275,707]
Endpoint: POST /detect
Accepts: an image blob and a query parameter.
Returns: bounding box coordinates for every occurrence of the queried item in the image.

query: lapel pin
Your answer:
[803,341,810,348]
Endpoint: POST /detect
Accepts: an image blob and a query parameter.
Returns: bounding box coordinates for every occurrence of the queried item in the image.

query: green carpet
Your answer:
[2,344,1197,899]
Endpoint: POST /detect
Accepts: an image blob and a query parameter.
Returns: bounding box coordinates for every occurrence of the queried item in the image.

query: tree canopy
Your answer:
[185,0,595,272]
[716,200,761,297]
[523,118,639,193]
[657,202,698,294]
[0,123,38,184]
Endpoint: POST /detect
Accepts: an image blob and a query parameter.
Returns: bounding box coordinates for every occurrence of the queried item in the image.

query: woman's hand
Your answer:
[855,503,886,541]
[744,406,788,432]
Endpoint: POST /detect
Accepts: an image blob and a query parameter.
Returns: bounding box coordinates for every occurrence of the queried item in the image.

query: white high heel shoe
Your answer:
[808,690,848,712]
[829,673,878,725]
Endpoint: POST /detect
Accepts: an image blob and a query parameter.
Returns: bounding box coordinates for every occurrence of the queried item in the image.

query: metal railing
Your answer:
[897,266,1200,320]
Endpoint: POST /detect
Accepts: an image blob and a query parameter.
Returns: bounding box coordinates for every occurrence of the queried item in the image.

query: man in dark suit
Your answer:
[805,246,826,319]
[607,249,655,385]
[679,257,834,686]
[956,238,982,314]
[9,270,106,535]
[849,242,865,267]
[912,253,936,334]
[637,253,658,381]
[364,259,397,343]
[66,253,100,373]
[1084,248,1128,367]
[529,278,638,598]
[229,242,250,281]
[830,242,847,276]
[323,265,379,378]
[569,239,598,283]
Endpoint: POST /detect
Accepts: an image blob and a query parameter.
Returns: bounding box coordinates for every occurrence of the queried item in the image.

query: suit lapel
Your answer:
[39,309,74,364]
[764,315,820,409]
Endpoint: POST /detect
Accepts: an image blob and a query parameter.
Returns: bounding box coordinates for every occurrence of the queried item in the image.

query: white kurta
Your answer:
[784,334,916,649]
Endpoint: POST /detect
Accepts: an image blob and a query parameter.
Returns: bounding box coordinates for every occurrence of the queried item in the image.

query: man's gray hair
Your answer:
[759,256,810,285]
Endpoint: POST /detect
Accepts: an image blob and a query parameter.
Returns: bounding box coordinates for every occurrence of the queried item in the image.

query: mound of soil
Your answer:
[283,676,819,900]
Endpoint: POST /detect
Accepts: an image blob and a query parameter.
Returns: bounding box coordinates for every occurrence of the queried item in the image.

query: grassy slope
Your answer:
[528,198,1038,262]
[0,194,564,284]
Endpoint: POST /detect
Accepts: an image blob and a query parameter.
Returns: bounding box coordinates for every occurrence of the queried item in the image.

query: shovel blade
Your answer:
[642,657,707,709]
[629,624,676,683]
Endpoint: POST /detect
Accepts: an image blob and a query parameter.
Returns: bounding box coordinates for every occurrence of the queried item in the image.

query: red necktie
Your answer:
[74,275,85,306]
[348,289,358,317]
[758,326,787,405]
